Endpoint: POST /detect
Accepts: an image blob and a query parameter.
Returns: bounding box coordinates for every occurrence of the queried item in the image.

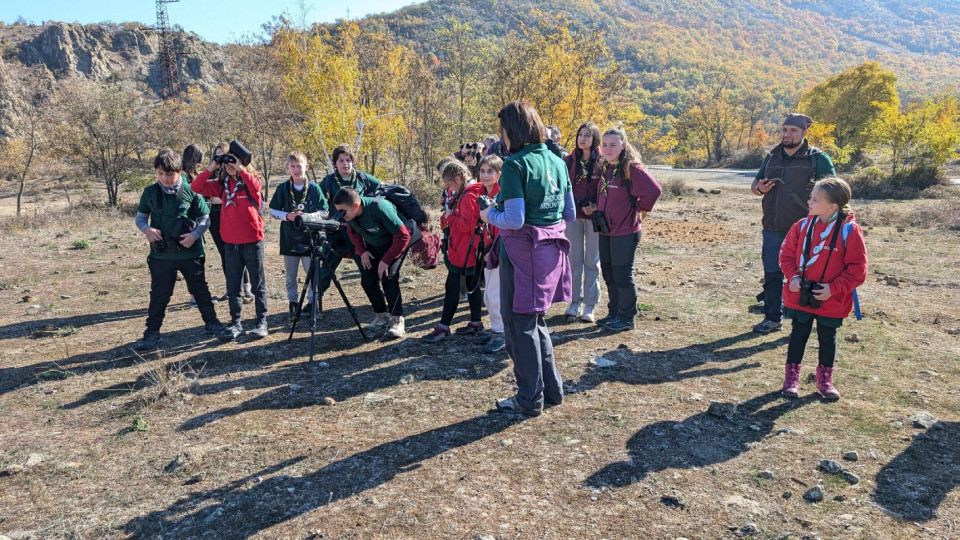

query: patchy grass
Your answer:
[0,172,957,538]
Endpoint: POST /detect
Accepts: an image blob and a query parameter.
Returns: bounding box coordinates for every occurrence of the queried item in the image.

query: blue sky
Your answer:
[0,0,426,44]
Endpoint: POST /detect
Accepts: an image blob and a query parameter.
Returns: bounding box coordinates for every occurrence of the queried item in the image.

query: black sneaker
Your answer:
[595,314,616,327]
[248,320,268,339]
[204,321,226,335]
[604,318,635,332]
[753,319,782,334]
[217,322,244,342]
[134,333,161,351]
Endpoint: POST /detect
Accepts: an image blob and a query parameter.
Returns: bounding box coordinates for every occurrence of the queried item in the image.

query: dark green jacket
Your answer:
[138,182,209,260]
[268,179,327,255]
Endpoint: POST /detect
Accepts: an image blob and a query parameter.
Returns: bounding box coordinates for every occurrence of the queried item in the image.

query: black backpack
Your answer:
[369,184,428,226]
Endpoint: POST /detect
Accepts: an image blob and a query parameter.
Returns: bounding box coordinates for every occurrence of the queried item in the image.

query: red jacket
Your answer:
[482,182,501,239]
[780,213,868,319]
[595,161,662,236]
[191,169,264,244]
[441,182,488,269]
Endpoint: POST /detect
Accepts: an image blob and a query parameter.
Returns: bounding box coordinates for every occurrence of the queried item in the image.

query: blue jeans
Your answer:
[761,229,787,323]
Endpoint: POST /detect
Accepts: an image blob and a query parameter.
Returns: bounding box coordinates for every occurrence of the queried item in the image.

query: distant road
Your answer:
[648,166,755,185]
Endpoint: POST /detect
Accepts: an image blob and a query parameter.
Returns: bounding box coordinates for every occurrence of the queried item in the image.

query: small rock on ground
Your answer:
[23,453,44,468]
[708,401,737,418]
[322,397,336,406]
[732,523,759,537]
[841,471,860,485]
[910,411,939,429]
[819,459,844,474]
[589,356,617,368]
[758,470,775,480]
[661,494,688,509]
[843,451,859,462]
[803,486,824,502]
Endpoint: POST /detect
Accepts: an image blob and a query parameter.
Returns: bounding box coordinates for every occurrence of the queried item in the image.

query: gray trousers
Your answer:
[564,217,601,306]
[283,254,313,303]
[500,256,563,410]
[599,232,640,322]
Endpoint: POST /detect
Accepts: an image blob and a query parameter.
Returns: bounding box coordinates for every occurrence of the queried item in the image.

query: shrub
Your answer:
[71,239,91,250]
[849,165,947,199]
[725,148,766,170]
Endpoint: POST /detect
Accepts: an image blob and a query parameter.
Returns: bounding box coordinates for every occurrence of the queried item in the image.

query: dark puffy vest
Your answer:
[761,142,820,233]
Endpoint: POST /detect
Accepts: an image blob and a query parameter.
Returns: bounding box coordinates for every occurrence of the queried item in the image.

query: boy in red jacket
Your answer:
[779,178,868,400]
[191,150,268,341]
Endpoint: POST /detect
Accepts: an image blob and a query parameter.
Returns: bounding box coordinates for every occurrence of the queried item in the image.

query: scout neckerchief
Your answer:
[599,160,620,197]
[336,169,357,191]
[223,175,243,207]
[799,212,841,275]
[575,150,595,185]
[288,179,308,212]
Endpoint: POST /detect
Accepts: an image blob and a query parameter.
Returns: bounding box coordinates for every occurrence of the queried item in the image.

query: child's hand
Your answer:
[179,233,197,248]
[479,206,492,223]
[789,275,802,292]
[582,202,597,215]
[377,261,389,278]
[144,227,162,243]
[286,212,299,221]
[360,251,374,270]
[813,283,832,301]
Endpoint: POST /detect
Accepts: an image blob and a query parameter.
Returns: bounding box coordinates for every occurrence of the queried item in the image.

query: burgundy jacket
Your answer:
[595,161,662,236]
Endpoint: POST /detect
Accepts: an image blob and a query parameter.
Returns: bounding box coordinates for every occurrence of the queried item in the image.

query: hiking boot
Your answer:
[248,319,268,339]
[455,322,485,336]
[134,332,161,351]
[564,302,582,319]
[203,321,226,335]
[816,365,840,401]
[595,313,616,327]
[604,318,635,332]
[753,319,782,334]
[189,297,198,308]
[365,312,391,332]
[385,315,405,339]
[580,305,596,323]
[782,362,802,398]
[480,332,506,353]
[217,322,244,342]
[496,396,541,417]
[422,324,451,343]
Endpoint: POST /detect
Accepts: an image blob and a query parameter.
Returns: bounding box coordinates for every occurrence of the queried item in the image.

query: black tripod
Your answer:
[288,230,368,361]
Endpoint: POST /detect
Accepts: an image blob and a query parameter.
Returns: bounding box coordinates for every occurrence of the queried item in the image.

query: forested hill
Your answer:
[360,0,960,107]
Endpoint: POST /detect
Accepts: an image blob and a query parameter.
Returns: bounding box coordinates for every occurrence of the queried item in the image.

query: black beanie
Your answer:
[783,113,813,130]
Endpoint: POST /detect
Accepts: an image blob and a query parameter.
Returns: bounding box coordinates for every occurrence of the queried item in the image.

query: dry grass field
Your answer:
[1,170,959,539]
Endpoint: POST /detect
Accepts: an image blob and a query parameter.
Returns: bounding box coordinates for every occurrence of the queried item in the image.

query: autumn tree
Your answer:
[869,94,960,177]
[54,81,144,207]
[678,71,742,165]
[798,62,899,155]
[0,65,51,216]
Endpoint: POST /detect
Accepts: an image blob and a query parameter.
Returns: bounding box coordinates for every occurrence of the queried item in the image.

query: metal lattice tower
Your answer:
[156,0,181,99]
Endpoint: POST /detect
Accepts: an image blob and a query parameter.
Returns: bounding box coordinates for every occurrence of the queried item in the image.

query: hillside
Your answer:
[363,0,960,110]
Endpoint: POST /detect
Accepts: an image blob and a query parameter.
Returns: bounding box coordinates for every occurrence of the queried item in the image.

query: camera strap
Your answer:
[800,216,843,283]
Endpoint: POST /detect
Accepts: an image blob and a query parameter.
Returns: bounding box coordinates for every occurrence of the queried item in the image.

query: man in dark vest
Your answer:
[750,113,836,334]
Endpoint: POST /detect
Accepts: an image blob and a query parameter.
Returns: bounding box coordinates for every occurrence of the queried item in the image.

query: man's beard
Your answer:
[782,140,801,149]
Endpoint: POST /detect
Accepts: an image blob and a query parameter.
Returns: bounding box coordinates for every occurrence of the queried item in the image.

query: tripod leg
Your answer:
[318,244,369,341]
[288,257,316,341]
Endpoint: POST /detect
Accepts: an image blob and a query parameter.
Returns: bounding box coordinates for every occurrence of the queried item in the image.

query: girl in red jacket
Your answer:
[422,161,489,342]
[779,177,867,400]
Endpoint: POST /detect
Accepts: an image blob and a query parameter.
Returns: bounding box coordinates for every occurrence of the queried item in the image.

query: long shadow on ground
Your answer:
[873,421,960,521]
[572,331,785,390]
[585,391,814,488]
[124,412,522,538]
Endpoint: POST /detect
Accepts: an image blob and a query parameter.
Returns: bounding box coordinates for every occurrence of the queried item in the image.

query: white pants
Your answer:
[483,266,503,333]
[284,255,313,303]
[564,217,602,306]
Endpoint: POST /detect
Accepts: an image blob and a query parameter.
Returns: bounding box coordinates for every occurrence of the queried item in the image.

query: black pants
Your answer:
[359,243,406,316]
[599,232,641,322]
[224,241,267,324]
[440,270,482,326]
[146,257,218,334]
[786,317,837,367]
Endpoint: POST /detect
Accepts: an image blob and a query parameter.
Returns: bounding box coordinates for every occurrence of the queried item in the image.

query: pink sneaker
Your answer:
[782,363,802,398]
[816,365,840,401]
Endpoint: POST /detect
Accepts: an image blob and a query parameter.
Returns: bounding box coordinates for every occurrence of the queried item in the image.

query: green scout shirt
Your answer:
[268,179,327,256]
[320,169,382,207]
[496,143,571,226]
[138,180,209,260]
[348,196,405,248]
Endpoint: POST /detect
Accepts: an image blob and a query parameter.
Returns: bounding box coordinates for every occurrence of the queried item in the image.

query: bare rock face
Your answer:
[9,22,224,95]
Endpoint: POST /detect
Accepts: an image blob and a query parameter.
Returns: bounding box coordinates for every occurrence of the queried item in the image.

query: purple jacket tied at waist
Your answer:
[500,222,572,315]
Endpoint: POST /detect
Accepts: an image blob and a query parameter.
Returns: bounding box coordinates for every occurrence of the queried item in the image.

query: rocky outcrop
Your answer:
[8,22,224,96]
